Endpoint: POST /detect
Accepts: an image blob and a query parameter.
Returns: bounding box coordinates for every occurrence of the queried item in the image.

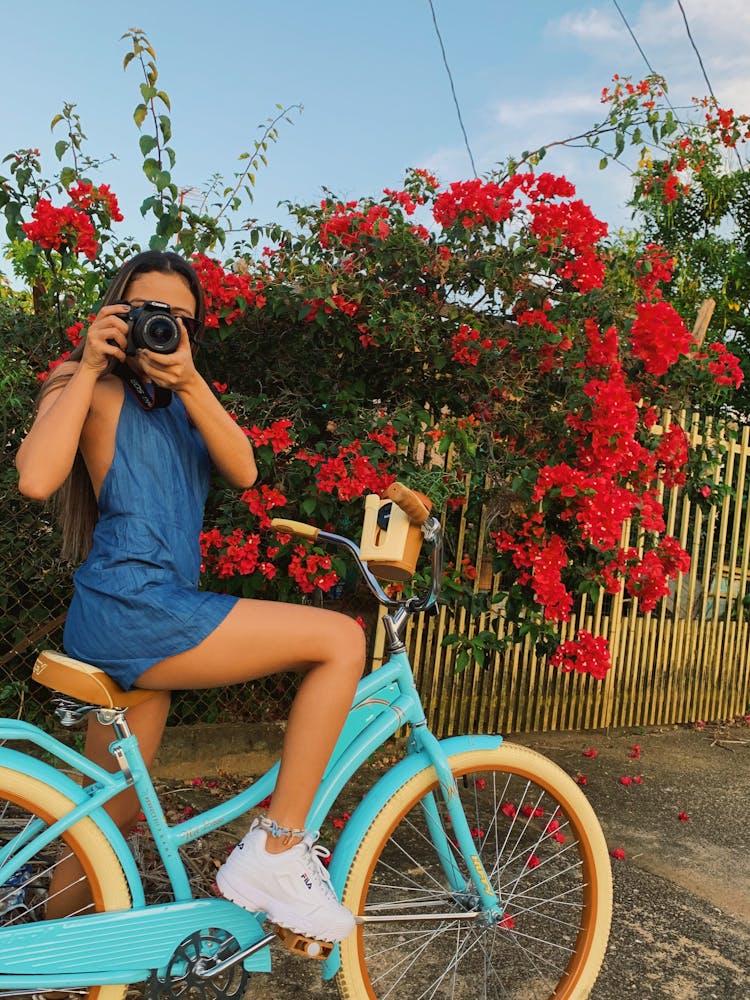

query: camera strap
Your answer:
[112,361,172,411]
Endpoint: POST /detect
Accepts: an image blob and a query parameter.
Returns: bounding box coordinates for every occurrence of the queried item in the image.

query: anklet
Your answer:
[257,815,310,847]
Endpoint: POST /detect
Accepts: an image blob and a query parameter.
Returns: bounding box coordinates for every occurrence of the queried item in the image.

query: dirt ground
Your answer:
[149,716,750,999]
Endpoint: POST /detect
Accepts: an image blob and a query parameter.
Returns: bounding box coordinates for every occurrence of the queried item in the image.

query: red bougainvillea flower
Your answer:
[550,630,611,679]
[635,243,674,300]
[678,811,690,822]
[619,776,633,786]
[525,854,541,869]
[499,913,516,930]
[520,804,545,819]
[67,180,124,222]
[288,545,340,594]
[22,198,98,258]
[628,744,642,759]
[192,253,266,327]
[37,351,72,382]
[628,300,693,375]
[582,748,598,759]
[576,774,588,786]
[705,342,744,388]
[246,418,294,455]
[610,847,626,860]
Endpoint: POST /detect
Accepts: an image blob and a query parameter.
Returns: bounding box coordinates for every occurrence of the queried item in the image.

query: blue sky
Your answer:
[2,1,749,250]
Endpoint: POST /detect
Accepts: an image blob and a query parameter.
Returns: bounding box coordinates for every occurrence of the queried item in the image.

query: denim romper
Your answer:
[64,379,238,689]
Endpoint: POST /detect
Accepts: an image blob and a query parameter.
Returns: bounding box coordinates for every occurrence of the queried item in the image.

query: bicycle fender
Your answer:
[321,733,503,980]
[0,745,146,906]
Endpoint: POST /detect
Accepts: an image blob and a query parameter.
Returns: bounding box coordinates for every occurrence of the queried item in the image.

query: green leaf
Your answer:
[142,157,160,182]
[59,166,75,188]
[156,90,171,110]
[133,104,148,129]
[155,170,172,192]
[599,156,608,170]
[139,134,158,156]
[54,140,69,161]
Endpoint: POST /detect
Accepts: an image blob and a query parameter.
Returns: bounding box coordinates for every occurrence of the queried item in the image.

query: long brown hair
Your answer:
[41,251,206,561]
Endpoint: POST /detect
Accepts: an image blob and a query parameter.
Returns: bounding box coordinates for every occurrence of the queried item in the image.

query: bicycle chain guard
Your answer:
[145,928,249,999]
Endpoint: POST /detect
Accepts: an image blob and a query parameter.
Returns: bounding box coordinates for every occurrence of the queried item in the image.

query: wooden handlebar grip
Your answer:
[269,518,320,542]
[385,482,431,525]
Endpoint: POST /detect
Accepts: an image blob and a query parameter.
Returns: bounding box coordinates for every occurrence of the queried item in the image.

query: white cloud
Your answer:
[493,92,602,129]
[553,6,621,43]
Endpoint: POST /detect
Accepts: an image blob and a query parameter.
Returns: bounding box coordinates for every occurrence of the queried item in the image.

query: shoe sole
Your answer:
[216,866,354,942]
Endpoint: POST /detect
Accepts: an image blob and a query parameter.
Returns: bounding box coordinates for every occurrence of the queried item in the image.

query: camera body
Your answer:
[123,300,181,356]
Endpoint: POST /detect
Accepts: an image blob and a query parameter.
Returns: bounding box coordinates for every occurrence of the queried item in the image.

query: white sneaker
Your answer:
[216,823,355,942]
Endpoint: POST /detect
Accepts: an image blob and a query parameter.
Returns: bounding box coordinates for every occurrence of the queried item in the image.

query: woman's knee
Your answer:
[317,610,366,677]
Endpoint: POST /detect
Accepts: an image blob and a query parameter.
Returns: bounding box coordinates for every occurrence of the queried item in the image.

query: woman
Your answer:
[16,250,363,943]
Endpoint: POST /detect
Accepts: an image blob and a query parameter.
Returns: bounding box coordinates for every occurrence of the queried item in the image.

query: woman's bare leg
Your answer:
[45,690,171,919]
[136,599,365,851]
[138,600,365,850]
[47,598,362,920]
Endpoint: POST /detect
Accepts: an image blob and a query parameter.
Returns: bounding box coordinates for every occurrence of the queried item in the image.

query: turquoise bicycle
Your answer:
[0,484,612,998]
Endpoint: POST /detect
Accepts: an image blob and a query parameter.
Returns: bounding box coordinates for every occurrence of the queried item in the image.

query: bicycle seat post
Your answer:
[95,706,133,740]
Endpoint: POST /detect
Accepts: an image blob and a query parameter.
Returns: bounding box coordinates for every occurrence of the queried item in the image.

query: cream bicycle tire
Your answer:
[337,743,612,1000]
[0,765,132,999]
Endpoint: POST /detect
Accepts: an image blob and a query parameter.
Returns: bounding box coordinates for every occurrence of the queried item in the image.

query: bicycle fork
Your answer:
[408,725,504,925]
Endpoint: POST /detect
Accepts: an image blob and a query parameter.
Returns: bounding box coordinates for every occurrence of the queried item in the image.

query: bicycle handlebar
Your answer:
[269,483,443,613]
[384,482,431,525]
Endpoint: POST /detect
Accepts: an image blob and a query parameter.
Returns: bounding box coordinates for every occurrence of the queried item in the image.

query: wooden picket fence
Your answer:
[371,410,750,736]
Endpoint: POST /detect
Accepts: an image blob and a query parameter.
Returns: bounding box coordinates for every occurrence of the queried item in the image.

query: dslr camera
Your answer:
[123,300,181,355]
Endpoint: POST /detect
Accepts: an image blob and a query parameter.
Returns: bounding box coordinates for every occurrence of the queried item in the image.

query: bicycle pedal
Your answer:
[271,923,334,960]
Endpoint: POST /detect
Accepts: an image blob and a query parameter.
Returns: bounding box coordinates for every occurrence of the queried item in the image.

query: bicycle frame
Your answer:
[0,510,506,989]
[0,647,503,988]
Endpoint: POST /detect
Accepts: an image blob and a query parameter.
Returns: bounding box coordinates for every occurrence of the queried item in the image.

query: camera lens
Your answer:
[141,314,180,354]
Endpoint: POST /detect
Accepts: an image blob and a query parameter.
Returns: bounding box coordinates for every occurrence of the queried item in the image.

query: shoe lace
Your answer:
[301,835,338,902]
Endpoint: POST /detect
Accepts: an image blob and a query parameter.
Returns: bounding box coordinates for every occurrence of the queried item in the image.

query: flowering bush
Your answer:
[1,34,746,681]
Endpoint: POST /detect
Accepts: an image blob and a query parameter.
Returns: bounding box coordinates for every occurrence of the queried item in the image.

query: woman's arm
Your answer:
[16,363,99,500]
[16,305,130,500]
[176,375,258,488]
[135,325,258,489]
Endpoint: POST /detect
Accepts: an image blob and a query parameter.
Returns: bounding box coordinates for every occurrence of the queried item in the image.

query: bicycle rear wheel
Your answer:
[0,765,132,1000]
[337,743,612,1000]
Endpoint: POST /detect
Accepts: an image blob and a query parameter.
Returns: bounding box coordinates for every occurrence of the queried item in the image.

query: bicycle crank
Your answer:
[145,928,250,999]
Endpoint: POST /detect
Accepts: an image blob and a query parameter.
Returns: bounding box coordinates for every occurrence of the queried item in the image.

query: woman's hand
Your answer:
[80,304,131,372]
[135,322,200,393]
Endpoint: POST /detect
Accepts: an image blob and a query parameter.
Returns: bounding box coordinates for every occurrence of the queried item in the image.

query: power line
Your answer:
[675,0,744,171]
[675,0,718,105]
[426,0,478,177]
[610,0,681,122]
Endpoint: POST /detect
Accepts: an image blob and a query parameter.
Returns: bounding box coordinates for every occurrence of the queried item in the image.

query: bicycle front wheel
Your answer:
[0,765,132,1000]
[337,743,612,1000]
